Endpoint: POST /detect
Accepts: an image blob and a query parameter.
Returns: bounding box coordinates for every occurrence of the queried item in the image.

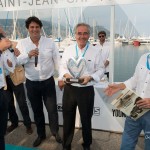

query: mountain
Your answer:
[0,19,110,39]
[0,19,65,39]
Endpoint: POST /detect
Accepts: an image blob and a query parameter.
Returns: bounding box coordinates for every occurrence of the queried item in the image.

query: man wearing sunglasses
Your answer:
[95,31,110,79]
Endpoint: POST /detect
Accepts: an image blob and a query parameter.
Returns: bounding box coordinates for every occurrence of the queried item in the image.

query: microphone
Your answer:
[35,48,38,67]
[0,33,14,53]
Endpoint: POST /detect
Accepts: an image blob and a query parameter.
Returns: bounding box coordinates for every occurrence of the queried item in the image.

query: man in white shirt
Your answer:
[0,37,13,150]
[105,53,150,150]
[58,23,104,150]
[95,31,110,79]
[0,30,33,135]
[17,16,62,147]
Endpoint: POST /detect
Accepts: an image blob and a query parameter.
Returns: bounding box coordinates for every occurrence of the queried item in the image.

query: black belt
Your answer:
[26,76,53,83]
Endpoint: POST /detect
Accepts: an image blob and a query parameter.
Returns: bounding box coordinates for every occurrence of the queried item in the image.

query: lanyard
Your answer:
[146,54,150,70]
[75,42,89,59]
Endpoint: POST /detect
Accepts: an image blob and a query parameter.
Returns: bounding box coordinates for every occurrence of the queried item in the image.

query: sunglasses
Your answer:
[99,35,105,38]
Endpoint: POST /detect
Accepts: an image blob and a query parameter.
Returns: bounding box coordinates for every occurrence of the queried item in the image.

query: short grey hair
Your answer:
[74,23,91,34]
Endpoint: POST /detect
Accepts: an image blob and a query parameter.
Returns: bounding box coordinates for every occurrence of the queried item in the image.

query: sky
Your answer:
[0,2,150,36]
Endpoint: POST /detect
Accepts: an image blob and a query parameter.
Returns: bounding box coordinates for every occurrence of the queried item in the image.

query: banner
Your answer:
[0,0,150,11]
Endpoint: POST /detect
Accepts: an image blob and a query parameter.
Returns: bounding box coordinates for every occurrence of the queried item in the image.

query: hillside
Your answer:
[0,19,110,39]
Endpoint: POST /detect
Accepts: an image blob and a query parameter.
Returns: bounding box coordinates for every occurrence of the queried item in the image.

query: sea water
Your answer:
[114,44,150,82]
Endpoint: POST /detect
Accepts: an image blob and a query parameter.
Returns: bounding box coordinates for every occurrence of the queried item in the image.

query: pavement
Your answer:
[5,122,144,150]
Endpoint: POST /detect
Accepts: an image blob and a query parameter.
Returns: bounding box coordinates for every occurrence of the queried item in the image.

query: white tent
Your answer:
[0,0,150,11]
[0,0,149,82]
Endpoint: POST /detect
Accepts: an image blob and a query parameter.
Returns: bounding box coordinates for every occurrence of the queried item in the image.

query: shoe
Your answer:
[26,126,33,135]
[53,133,62,143]
[7,124,18,132]
[33,136,46,147]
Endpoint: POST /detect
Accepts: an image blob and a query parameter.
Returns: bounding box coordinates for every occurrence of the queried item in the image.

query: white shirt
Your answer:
[3,50,16,75]
[124,53,150,98]
[59,43,105,87]
[0,50,15,89]
[16,36,60,81]
[95,42,110,73]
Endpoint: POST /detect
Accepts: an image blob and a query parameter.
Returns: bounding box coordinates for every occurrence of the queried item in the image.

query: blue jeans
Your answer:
[121,111,150,150]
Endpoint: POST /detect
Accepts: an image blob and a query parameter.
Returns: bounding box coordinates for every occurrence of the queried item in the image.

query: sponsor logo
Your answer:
[112,109,126,117]
[57,103,63,112]
[145,134,150,139]
[57,105,101,115]
[93,107,100,116]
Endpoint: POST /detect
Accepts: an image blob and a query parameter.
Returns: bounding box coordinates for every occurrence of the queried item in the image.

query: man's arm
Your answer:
[16,41,33,65]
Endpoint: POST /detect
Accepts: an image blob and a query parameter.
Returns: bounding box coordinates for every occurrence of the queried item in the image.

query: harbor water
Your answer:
[114,44,150,82]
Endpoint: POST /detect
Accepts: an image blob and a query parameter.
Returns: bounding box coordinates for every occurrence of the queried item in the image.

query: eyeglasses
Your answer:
[98,35,105,38]
[76,32,89,36]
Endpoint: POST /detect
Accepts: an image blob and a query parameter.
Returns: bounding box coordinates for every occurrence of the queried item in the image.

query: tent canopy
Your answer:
[0,0,150,11]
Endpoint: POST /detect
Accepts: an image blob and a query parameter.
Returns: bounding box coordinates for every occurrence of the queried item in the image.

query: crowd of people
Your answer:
[0,16,150,150]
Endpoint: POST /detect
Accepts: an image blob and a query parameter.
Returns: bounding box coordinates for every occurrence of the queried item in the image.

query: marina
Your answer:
[1,1,150,150]
[56,40,150,82]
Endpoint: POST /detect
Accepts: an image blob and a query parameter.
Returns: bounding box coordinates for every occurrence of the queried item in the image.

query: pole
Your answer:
[109,5,115,83]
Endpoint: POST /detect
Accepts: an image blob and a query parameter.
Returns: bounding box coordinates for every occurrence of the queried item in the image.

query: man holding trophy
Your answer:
[58,23,104,150]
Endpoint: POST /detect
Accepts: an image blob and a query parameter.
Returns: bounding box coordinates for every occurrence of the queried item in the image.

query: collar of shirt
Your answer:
[28,36,44,48]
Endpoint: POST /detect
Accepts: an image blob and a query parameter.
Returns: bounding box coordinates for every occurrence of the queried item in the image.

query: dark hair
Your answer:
[74,23,91,34]
[98,31,106,37]
[25,16,43,29]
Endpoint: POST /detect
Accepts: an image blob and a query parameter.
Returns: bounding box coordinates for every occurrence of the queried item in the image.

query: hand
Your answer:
[80,76,92,85]
[0,39,11,52]
[63,73,72,83]
[104,83,126,96]
[14,48,20,57]
[28,49,39,58]
[136,98,150,109]
[104,60,109,67]
[63,73,72,79]
[7,59,13,67]
[11,41,17,49]
[58,80,65,91]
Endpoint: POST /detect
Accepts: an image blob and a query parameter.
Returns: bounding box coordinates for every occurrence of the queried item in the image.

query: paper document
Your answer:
[111,88,150,120]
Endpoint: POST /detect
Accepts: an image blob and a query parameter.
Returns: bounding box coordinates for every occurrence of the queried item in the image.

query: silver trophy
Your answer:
[67,57,87,83]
